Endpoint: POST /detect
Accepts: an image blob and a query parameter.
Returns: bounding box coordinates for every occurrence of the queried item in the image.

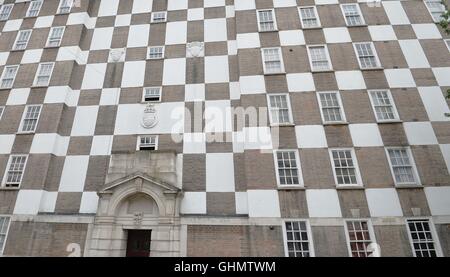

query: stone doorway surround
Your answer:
[85,151,183,257]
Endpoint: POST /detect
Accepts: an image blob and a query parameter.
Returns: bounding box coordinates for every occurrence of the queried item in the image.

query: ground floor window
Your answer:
[0,216,11,255]
[283,220,313,257]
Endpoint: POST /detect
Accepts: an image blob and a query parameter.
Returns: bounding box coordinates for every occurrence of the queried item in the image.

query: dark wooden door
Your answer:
[126,230,151,257]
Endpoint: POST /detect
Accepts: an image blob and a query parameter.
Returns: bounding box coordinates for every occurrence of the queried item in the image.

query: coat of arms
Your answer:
[186,41,204,58]
[141,104,158,129]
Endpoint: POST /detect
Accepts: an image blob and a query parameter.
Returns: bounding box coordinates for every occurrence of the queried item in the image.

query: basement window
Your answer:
[142,87,162,102]
[138,135,158,151]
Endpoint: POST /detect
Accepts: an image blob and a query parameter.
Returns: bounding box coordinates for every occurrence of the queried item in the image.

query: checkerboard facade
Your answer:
[0,0,449,257]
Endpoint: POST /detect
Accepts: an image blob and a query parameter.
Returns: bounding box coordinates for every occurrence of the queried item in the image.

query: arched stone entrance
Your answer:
[85,172,183,257]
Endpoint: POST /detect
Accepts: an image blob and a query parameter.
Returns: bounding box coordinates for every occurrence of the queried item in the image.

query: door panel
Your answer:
[126,230,151,257]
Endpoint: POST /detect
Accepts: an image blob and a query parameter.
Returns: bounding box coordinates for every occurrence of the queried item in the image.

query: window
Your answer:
[307,45,332,71]
[0,216,11,255]
[330,149,362,186]
[354,42,380,69]
[0,106,4,120]
[257,9,277,32]
[424,0,446,22]
[33,63,54,87]
[345,220,376,257]
[386,148,420,186]
[298,6,321,28]
[19,105,42,133]
[406,219,441,257]
[0,4,13,21]
[2,155,28,187]
[13,30,32,51]
[143,87,162,102]
[147,46,164,59]
[151,11,167,23]
[138,135,158,151]
[57,0,73,14]
[341,4,365,26]
[262,47,284,74]
[26,0,43,17]
[267,94,293,125]
[283,221,313,257]
[0,65,19,89]
[46,26,65,47]
[317,91,346,123]
[368,90,399,122]
[274,150,303,186]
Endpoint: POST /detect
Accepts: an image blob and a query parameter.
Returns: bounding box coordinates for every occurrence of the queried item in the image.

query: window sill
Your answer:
[377,120,403,124]
[141,101,161,104]
[323,121,349,126]
[0,87,12,91]
[277,186,305,190]
[11,49,26,52]
[258,29,279,33]
[147,57,164,61]
[0,187,20,191]
[360,67,384,71]
[336,185,364,190]
[32,85,49,88]
[395,184,423,189]
[264,72,286,76]
[16,131,35,135]
[44,46,61,49]
[150,21,167,24]
[270,123,295,127]
[302,26,322,30]
[312,69,334,73]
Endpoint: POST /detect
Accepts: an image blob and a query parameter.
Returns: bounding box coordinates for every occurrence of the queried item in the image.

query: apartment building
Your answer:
[0,0,449,257]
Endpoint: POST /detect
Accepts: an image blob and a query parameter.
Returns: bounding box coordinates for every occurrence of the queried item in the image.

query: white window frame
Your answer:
[57,0,73,14]
[273,150,304,187]
[12,29,32,51]
[18,104,42,133]
[0,65,19,89]
[142,87,162,103]
[341,3,366,26]
[267,93,294,126]
[0,4,13,21]
[424,0,446,23]
[147,46,165,60]
[256,9,278,32]
[1,155,28,188]
[261,47,285,74]
[368,89,400,122]
[307,44,333,72]
[298,6,321,29]
[317,91,347,124]
[344,219,378,257]
[282,219,315,257]
[0,106,4,120]
[406,218,443,257]
[26,0,43,17]
[385,147,421,187]
[329,148,363,187]
[353,42,381,70]
[46,26,65,48]
[0,216,11,256]
[137,135,159,151]
[33,62,55,87]
[151,11,167,23]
